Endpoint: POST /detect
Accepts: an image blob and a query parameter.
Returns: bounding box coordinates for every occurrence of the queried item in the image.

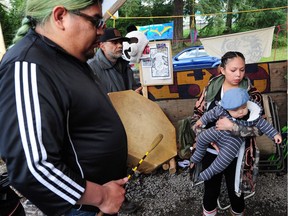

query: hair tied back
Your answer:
[26,16,37,28]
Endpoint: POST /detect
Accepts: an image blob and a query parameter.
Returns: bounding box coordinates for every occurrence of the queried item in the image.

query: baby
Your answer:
[190,88,282,181]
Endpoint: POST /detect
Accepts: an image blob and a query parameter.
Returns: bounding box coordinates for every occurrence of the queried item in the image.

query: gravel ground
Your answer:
[121,167,287,216]
[1,160,287,216]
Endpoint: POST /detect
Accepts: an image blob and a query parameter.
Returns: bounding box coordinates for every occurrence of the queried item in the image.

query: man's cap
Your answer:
[221,88,250,110]
[99,28,130,42]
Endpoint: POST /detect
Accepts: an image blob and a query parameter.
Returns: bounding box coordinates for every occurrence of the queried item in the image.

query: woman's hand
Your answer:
[192,120,203,132]
[216,116,234,131]
[195,120,203,128]
[189,162,195,169]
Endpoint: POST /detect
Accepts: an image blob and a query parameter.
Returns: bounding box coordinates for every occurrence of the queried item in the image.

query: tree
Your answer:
[118,0,173,34]
[224,0,233,33]
[0,3,10,47]
[117,0,151,33]
[196,0,226,37]
[196,0,286,40]
[184,0,196,31]
[173,0,184,43]
[1,0,25,47]
[234,0,287,31]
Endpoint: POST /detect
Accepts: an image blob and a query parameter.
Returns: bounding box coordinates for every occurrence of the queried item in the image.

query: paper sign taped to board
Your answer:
[139,41,173,86]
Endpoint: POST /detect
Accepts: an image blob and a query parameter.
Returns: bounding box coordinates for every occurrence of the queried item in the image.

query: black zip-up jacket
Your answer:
[0,30,128,216]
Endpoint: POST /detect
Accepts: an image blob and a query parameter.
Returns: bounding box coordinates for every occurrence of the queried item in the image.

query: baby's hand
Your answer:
[274,134,282,144]
[195,120,203,128]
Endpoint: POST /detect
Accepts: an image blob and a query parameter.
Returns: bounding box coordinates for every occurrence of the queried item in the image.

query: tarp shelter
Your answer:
[108,90,177,174]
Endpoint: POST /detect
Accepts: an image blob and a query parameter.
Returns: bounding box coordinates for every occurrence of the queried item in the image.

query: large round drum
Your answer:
[108,90,177,174]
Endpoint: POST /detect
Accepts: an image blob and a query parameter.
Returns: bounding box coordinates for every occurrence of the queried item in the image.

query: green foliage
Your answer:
[234,0,286,31]
[198,16,226,37]
[1,0,286,48]
[260,46,287,62]
[0,4,11,48]
[268,125,288,170]
[274,35,287,47]
[1,0,25,47]
[115,0,173,35]
[196,0,287,38]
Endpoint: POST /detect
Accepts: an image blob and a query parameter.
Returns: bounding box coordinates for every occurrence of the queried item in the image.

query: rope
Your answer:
[107,6,288,20]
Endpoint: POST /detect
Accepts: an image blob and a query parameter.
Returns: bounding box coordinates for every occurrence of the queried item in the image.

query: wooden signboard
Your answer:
[139,40,174,86]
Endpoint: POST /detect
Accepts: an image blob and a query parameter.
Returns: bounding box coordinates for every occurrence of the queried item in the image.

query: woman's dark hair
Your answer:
[220,51,245,68]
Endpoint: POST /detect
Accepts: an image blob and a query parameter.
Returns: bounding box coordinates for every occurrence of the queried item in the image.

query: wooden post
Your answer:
[103,0,127,21]
[169,157,176,174]
[162,162,170,171]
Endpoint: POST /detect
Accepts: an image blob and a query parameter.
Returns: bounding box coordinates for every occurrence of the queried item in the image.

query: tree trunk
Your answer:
[173,0,184,47]
[225,0,233,33]
[189,0,196,30]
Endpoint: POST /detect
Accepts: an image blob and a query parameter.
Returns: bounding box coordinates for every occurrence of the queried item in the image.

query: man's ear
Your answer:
[99,42,105,50]
[52,6,67,30]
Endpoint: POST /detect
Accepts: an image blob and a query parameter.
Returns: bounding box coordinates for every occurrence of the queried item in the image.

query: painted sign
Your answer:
[138,22,174,41]
[147,63,272,101]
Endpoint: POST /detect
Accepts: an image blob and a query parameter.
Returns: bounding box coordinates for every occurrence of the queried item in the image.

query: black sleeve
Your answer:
[0,61,85,216]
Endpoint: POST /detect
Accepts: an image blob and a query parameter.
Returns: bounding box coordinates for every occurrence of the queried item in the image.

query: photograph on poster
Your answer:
[142,58,152,67]
[140,41,173,86]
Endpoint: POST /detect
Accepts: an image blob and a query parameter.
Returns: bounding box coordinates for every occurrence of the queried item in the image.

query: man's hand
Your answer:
[98,177,128,214]
[134,86,143,94]
[78,177,128,215]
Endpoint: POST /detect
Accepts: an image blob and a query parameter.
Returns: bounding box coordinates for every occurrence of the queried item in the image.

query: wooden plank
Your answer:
[103,0,127,21]
[155,92,286,129]
[269,61,287,92]
[156,99,196,128]
[266,92,287,129]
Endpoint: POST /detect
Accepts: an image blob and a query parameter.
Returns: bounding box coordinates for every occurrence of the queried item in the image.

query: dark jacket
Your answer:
[88,48,137,94]
[0,30,128,216]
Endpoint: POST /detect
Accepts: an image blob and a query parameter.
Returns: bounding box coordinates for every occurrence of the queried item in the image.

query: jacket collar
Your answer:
[205,74,250,102]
